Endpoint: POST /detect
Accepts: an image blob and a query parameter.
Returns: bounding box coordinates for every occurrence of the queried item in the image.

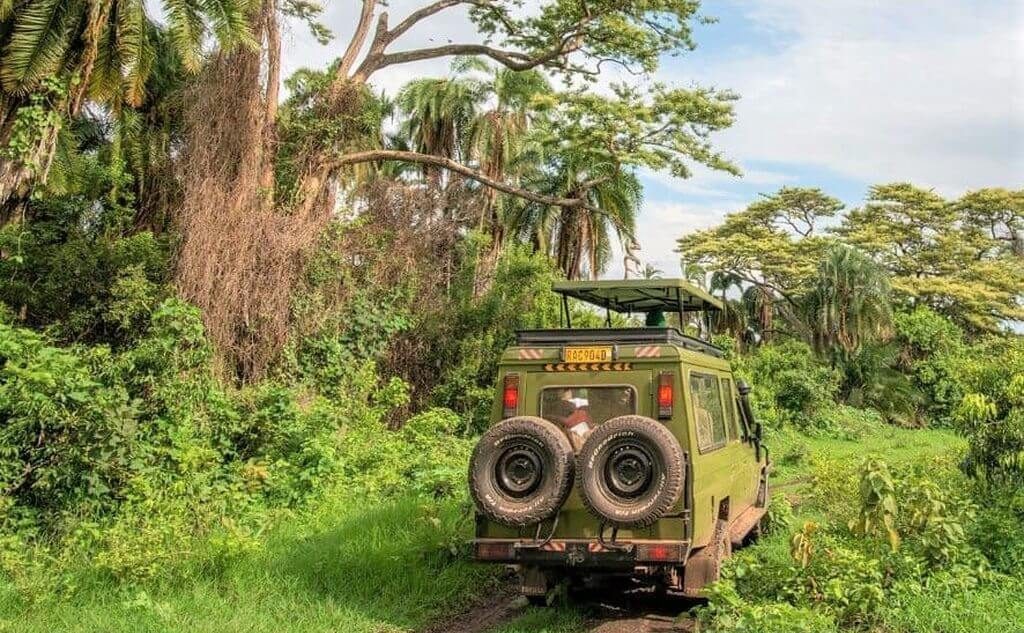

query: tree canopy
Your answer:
[679,184,1024,337]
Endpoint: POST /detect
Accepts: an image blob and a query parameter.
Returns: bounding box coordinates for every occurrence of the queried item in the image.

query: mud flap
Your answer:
[518,566,550,597]
[756,462,770,508]
[681,517,731,597]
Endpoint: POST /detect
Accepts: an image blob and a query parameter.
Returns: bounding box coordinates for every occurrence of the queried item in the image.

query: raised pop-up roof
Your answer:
[552,279,723,314]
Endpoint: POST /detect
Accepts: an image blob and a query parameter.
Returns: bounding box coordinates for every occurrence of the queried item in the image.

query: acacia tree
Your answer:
[680,184,1024,341]
[677,187,842,308]
[288,0,737,219]
[835,184,1024,334]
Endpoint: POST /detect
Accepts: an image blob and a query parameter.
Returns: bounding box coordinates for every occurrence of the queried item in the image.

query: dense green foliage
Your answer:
[0,1,1020,631]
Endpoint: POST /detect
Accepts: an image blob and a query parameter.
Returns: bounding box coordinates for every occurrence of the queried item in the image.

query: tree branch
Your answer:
[355,41,576,79]
[387,0,467,43]
[334,150,593,210]
[337,0,377,79]
[351,9,590,81]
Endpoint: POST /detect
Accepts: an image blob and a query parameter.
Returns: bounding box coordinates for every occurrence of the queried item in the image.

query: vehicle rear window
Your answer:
[540,386,637,436]
[690,372,728,452]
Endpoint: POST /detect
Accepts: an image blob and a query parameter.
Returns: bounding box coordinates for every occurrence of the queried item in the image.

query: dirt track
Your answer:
[421,580,698,633]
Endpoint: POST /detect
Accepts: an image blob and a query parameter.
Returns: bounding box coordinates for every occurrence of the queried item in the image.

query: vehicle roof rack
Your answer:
[515,327,724,358]
[552,279,722,314]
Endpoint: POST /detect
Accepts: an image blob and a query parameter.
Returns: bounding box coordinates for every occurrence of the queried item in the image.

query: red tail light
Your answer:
[637,542,684,562]
[502,374,520,418]
[657,372,674,419]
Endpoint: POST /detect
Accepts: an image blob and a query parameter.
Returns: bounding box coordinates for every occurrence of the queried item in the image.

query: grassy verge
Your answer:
[3,420,1006,633]
[0,496,498,633]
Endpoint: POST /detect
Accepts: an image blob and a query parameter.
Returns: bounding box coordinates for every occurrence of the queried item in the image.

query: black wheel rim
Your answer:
[495,444,544,498]
[604,442,655,499]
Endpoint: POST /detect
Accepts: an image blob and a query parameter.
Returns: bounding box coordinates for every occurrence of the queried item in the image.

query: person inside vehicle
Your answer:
[546,388,592,450]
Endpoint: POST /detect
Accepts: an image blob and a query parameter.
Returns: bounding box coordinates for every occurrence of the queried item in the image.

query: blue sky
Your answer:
[285,1,1023,278]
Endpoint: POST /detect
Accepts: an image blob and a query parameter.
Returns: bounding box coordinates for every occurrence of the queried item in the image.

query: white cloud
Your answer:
[678,0,1024,195]
[606,198,743,278]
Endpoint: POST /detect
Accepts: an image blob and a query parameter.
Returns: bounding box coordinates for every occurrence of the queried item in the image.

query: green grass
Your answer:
[2,420,1011,633]
[490,608,586,633]
[880,578,1024,633]
[768,423,966,483]
[0,496,498,633]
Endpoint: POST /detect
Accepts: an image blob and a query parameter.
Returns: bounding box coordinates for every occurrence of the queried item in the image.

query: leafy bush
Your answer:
[952,337,1024,485]
[424,243,562,430]
[696,580,838,633]
[761,496,792,536]
[0,297,473,588]
[0,205,170,347]
[894,307,970,426]
[0,319,137,531]
[970,489,1024,577]
[337,404,473,500]
[849,458,900,551]
[733,340,840,432]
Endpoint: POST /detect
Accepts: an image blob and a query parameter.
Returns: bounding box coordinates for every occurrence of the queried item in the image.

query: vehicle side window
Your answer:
[720,377,740,441]
[690,372,728,452]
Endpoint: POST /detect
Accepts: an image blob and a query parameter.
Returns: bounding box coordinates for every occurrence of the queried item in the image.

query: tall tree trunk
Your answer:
[259,0,281,197]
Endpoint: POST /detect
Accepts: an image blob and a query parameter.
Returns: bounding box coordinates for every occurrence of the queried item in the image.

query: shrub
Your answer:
[970,489,1024,577]
[849,458,900,551]
[0,211,170,347]
[733,341,840,432]
[696,580,838,633]
[894,307,969,426]
[0,293,474,588]
[0,320,137,531]
[953,337,1024,486]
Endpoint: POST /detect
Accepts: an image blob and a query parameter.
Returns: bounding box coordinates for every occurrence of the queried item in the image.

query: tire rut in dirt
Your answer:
[420,581,526,633]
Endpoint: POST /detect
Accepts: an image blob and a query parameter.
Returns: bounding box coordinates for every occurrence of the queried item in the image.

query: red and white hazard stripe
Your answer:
[518,348,544,360]
[634,345,662,358]
[541,541,566,552]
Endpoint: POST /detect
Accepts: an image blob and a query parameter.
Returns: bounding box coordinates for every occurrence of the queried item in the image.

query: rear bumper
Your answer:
[472,538,689,568]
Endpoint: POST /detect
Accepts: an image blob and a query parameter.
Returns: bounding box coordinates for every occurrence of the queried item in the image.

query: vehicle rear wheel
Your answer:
[577,415,684,529]
[469,416,575,527]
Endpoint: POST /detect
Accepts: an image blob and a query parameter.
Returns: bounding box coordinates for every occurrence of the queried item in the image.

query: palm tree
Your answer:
[742,283,775,342]
[395,74,484,182]
[800,243,893,360]
[708,272,749,344]
[464,64,550,243]
[394,59,549,224]
[641,264,663,279]
[518,151,641,280]
[0,0,254,206]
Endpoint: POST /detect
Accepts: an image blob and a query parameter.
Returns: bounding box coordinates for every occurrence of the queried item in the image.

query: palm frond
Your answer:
[162,0,205,72]
[200,0,257,52]
[1,0,83,93]
[116,0,151,105]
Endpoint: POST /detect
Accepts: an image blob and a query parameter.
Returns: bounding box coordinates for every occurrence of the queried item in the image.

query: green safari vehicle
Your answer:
[468,280,770,601]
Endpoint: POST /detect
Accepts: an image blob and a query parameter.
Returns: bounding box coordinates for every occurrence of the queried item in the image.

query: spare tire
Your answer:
[578,415,684,529]
[469,416,575,527]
